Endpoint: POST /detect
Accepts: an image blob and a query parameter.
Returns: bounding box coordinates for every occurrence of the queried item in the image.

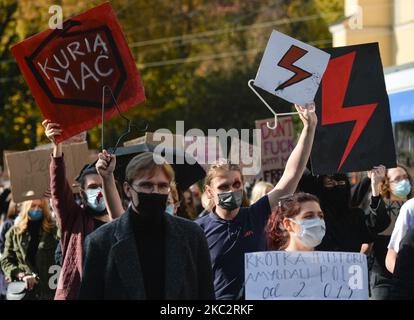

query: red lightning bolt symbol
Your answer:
[322,52,378,171]
[276,45,312,91]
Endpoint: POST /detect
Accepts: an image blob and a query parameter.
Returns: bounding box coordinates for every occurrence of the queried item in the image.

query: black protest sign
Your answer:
[310,43,396,175]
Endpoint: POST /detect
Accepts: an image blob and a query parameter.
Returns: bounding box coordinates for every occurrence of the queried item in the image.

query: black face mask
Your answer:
[323,185,349,207]
[130,191,168,224]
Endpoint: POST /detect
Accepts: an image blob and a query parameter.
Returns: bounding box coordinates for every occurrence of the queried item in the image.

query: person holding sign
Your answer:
[42,120,121,300]
[0,198,58,300]
[196,104,317,300]
[352,165,412,299]
[266,193,325,251]
[297,171,379,253]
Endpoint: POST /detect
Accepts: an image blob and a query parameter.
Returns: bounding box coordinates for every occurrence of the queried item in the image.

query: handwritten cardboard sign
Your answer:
[5,142,89,202]
[11,2,145,142]
[245,251,369,300]
[254,30,330,106]
[255,116,296,184]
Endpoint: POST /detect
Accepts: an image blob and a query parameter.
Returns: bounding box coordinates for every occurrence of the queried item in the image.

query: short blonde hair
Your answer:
[205,159,242,187]
[250,181,273,205]
[204,159,243,211]
[125,152,176,185]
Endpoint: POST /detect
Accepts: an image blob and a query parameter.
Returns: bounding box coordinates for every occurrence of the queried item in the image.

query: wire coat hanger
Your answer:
[101,85,149,154]
[248,79,299,129]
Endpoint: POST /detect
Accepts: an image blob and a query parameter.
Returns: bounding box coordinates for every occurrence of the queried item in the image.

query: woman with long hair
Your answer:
[361,165,413,299]
[384,165,413,274]
[0,198,57,300]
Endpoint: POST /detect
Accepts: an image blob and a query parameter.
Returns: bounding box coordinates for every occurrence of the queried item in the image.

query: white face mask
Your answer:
[289,217,326,248]
[85,187,106,212]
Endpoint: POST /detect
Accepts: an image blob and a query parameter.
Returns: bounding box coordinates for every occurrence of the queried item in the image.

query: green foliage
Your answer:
[0,0,344,161]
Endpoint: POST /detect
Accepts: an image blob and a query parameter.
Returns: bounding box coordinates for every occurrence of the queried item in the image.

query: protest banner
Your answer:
[245,251,369,300]
[5,142,89,202]
[255,116,296,184]
[310,43,397,174]
[254,30,330,106]
[11,2,145,142]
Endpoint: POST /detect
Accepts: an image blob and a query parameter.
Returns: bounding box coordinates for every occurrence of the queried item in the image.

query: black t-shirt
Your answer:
[392,228,414,299]
[27,220,42,269]
[93,218,106,230]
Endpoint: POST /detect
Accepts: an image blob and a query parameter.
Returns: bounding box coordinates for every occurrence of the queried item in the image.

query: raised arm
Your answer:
[96,150,124,220]
[267,103,317,208]
[42,120,78,230]
[366,165,390,234]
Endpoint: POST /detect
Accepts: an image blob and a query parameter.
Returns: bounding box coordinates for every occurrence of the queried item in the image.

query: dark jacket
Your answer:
[50,155,95,300]
[0,225,58,300]
[78,209,215,300]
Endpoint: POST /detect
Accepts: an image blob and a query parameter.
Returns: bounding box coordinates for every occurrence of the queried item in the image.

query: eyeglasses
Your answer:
[389,176,408,184]
[131,181,171,194]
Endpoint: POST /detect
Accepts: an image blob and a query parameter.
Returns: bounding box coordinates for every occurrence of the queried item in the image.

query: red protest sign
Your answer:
[11,2,145,142]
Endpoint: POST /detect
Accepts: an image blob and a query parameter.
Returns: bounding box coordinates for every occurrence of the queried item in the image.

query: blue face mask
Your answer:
[393,179,411,198]
[165,204,175,216]
[28,209,43,221]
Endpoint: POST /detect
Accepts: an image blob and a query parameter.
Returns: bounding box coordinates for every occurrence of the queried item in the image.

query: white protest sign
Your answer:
[245,251,369,300]
[254,30,330,106]
[255,116,296,184]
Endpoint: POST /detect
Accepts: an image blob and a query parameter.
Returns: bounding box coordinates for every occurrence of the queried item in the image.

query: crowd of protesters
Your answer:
[0,103,413,300]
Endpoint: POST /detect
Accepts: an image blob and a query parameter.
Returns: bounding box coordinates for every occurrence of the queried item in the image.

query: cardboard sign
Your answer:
[5,142,89,202]
[255,116,296,184]
[11,2,145,142]
[124,132,185,150]
[2,151,17,180]
[310,43,397,174]
[245,251,369,300]
[254,30,330,106]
